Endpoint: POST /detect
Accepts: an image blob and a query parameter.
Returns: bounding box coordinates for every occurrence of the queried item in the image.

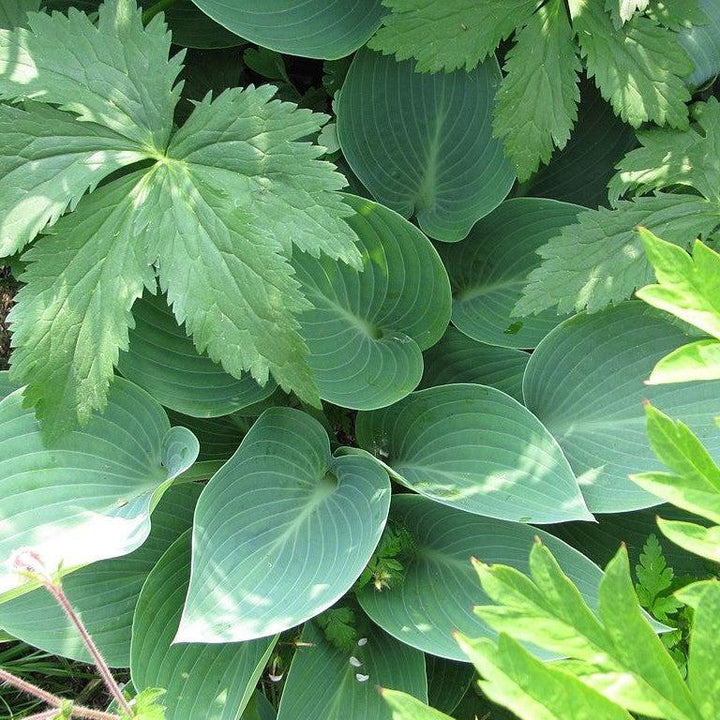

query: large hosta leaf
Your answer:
[0,377,198,600]
[356,384,590,523]
[277,620,427,720]
[176,407,391,643]
[190,0,387,59]
[0,484,200,667]
[420,328,529,402]
[131,531,276,720]
[357,495,603,661]
[294,194,451,410]
[523,301,720,512]
[441,198,582,349]
[336,48,514,242]
[118,292,276,417]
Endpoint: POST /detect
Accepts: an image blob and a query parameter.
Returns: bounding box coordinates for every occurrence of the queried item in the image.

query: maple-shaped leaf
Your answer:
[605,0,650,25]
[646,0,707,30]
[367,0,537,73]
[514,194,720,316]
[609,98,720,204]
[0,102,145,255]
[315,606,358,651]
[493,0,581,181]
[571,0,692,129]
[0,0,183,149]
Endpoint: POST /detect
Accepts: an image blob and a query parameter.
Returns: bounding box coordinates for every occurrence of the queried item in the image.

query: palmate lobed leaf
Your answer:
[1,0,362,433]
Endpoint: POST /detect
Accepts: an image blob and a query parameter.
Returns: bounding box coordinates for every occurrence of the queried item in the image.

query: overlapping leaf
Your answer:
[523,301,720,512]
[177,408,391,643]
[293,194,451,409]
[336,48,514,242]
[356,384,591,523]
[131,530,277,720]
[0,377,198,600]
[356,495,602,661]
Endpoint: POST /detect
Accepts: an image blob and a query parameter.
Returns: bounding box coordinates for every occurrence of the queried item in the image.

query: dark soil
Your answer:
[0,266,16,371]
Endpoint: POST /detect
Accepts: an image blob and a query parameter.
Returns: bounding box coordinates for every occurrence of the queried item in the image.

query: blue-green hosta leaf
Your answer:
[356,384,590,523]
[523,301,720,513]
[0,103,145,256]
[0,0,183,149]
[158,1,245,49]
[515,194,720,317]
[441,198,582,349]
[679,0,720,89]
[190,0,387,59]
[367,0,537,73]
[0,376,198,601]
[137,85,361,405]
[277,620,427,720]
[131,531,276,720]
[294,195,451,410]
[425,656,474,715]
[420,328,529,402]
[336,48,515,242]
[0,484,200,667]
[357,495,602,661]
[242,693,276,720]
[118,292,276,417]
[176,407,391,643]
[8,171,157,434]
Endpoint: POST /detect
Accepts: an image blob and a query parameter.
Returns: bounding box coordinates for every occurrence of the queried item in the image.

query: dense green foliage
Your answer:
[1,0,719,719]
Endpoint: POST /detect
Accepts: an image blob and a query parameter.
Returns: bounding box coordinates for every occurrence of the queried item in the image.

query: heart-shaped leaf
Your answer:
[277,620,427,720]
[295,194,451,410]
[440,198,582,349]
[177,407,391,643]
[0,484,200,667]
[118,292,276,418]
[131,530,276,720]
[420,328,529,402]
[522,300,720,513]
[336,48,514,242]
[0,377,199,600]
[189,0,387,59]
[356,384,591,523]
[357,495,603,661]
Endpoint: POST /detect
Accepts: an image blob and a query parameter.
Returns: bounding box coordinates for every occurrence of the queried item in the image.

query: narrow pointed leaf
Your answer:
[380,689,453,720]
[648,339,720,384]
[0,377,199,600]
[177,407,391,643]
[657,519,720,562]
[357,384,590,523]
[686,583,720,719]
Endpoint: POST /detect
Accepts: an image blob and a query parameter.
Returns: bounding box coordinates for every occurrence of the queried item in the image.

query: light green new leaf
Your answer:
[515,194,720,317]
[0,0,183,149]
[131,531,276,720]
[139,85,361,405]
[367,0,537,73]
[572,0,692,128]
[648,339,720,383]
[523,301,720,512]
[277,621,427,720]
[0,377,198,601]
[493,0,581,181]
[177,408,391,643]
[191,0,387,59]
[0,484,201,667]
[636,230,720,339]
[336,48,515,242]
[657,519,720,562]
[0,102,145,256]
[380,689,453,720]
[420,328,529,402]
[0,0,39,29]
[8,171,157,434]
[357,495,602,661]
[457,634,633,720]
[117,292,276,417]
[441,198,582,349]
[294,194,451,410]
[610,99,720,204]
[356,383,590,523]
[688,583,720,719]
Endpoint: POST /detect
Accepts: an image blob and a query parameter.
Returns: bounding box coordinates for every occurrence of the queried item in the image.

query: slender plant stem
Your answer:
[41,583,133,718]
[141,0,179,23]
